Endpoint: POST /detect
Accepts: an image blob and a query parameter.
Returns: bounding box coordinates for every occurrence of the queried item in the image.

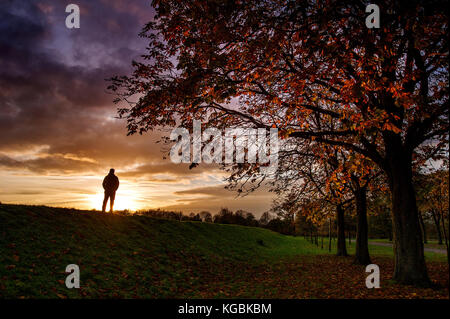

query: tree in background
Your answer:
[213,208,260,227]
[327,150,380,264]
[267,141,353,256]
[368,191,393,241]
[418,169,449,264]
[213,208,235,224]
[259,211,272,226]
[199,211,213,222]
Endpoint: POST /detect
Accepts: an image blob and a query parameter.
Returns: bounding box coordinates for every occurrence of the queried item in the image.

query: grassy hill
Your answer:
[0,204,448,299]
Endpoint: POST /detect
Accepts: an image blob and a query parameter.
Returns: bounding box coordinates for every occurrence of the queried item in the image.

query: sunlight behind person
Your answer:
[87,189,141,212]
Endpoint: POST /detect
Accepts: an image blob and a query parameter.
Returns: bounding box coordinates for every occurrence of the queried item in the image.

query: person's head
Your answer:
[109,168,115,175]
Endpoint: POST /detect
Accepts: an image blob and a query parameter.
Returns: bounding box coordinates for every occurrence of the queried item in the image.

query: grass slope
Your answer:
[0,204,448,298]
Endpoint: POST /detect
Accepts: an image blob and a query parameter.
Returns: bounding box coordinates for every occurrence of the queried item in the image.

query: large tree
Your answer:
[110,0,448,286]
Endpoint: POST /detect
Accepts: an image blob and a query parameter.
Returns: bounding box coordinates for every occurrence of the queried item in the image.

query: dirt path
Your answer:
[369,241,447,254]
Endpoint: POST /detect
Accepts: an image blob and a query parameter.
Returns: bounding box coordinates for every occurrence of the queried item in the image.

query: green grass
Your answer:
[299,236,447,262]
[0,204,325,298]
[370,238,448,252]
[0,204,447,298]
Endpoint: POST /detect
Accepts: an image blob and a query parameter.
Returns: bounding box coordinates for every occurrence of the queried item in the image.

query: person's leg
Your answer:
[110,192,116,213]
[102,192,108,213]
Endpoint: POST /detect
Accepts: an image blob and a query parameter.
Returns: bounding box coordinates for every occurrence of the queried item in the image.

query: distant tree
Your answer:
[419,169,449,264]
[266,218,293,235]
[344,155,386,265]
[234,209,248,225]
[267,141,353,256]
[245,212,259,227]
[259,211,272,226]
[294,212,317,241]
[430,209,443,245]
[214,208,234,224]
[368,193,393,241]
[187,212,201,221]
[199,211,213,222]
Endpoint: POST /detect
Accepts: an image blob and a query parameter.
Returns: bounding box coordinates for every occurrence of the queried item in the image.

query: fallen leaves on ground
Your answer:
[169,255,449,299]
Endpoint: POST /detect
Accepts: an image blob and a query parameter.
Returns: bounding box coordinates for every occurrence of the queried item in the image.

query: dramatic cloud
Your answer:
[0,0,275,214]
[0,0,161,175]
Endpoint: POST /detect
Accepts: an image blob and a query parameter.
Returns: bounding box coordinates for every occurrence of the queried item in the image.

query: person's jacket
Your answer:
[103,174,119,192]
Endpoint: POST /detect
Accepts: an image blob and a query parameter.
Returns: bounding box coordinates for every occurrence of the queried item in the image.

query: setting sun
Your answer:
[87,189,141,212]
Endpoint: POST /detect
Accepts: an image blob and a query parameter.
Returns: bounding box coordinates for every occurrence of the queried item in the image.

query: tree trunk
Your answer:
[354,185,371,265]
[418,212,427,244]
[328,219,332,252]
[446,215,449,270]
[440,209,449,269]
[431,209,443,245]
[386,145,430,286]
[336,204,348,256]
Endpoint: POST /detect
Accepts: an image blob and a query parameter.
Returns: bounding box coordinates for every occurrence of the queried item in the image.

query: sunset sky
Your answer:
[0,0,274,215]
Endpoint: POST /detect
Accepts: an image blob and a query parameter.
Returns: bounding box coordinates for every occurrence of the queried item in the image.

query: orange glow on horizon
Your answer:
[87,190,144,212]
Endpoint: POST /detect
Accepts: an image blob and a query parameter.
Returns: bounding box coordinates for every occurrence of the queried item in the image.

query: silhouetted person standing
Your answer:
[102,168,119,213]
